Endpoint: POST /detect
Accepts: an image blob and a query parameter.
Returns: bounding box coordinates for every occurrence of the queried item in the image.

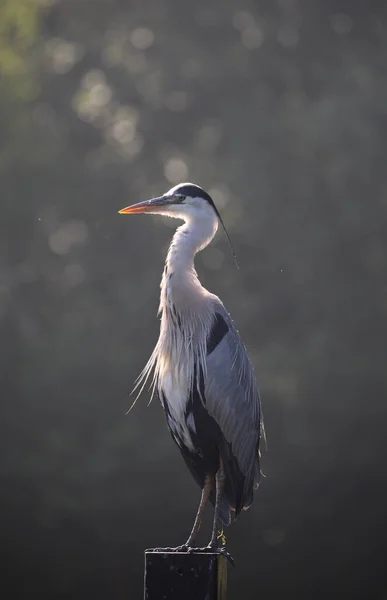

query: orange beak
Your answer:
[118,196,168,214]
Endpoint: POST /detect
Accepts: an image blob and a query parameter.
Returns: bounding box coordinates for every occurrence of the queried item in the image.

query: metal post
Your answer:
[144,551,228,600]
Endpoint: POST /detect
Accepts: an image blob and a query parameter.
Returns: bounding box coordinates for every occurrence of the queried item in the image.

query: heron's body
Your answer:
[120,183,263,554]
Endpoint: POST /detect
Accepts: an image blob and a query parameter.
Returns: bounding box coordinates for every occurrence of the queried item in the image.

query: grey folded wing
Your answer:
[204,303,263,515]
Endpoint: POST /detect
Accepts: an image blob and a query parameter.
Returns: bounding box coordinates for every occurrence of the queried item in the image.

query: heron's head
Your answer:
[119,182,238,266]
[119,183,218,222]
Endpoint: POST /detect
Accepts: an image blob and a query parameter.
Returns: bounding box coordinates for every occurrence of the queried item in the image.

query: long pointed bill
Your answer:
[119,196,169,214]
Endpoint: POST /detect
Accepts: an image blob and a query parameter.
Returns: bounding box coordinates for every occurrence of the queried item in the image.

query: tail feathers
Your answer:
[253,459,262,490]
[219,496,234,527]
[210,488,253,527]
[209,490,234,526]
[218,491,254,526]
[220,462,257,525]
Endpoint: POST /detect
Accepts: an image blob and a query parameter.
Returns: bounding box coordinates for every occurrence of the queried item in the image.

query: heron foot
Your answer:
[187,545,234,567]
[146,545,189,553]
[145,545,233,565]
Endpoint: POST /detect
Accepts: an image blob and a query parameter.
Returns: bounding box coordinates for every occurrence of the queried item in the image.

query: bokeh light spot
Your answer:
[130,28,155,50]
[242,26,264,49]
[208,187,229,209]
[46,38,83,74]
[89,83,112,108]
[164,158,188,183]
[112,120,136,144]
[49,221,89,255]
[330,13,353,35]
[81,69,106,89]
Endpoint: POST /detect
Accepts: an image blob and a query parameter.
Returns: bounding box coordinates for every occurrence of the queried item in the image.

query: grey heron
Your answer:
[119,183,264,560]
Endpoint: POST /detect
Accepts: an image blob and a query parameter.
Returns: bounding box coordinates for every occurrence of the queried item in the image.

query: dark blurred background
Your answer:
[1,0,387,598]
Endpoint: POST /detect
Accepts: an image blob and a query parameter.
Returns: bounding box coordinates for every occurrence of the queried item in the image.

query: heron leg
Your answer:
[209,460,226,548]
[185,475,213,547]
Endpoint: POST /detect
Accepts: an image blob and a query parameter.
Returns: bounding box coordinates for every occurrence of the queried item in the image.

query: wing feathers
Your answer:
[204,304,262,518]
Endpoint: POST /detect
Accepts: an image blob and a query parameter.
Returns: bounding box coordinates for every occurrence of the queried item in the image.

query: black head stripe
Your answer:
[173,184,213,205]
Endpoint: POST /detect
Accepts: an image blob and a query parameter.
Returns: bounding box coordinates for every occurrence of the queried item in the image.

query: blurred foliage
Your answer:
[1,0,387,599]
[0,0,42,97]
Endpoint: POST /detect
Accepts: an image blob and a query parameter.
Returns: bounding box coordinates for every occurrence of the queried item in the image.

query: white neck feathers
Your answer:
[167,214,218,271]
[132,209,219,413]
[160,213,218,312]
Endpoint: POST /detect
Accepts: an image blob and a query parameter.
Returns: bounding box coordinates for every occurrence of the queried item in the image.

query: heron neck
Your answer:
[160,215,218,311]
[166,215,218,276]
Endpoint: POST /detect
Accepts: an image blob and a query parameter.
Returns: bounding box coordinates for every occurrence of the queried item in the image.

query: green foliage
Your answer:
[0,0,43,98]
